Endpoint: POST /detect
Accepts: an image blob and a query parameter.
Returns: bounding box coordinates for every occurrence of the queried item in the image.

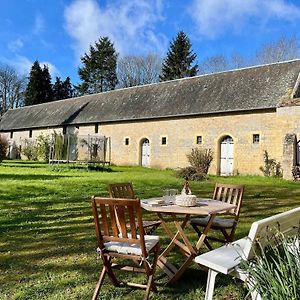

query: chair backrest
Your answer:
[243,206,300,260]
[91,196,147,257]
[108,183,136,199]
[213,183,244,217]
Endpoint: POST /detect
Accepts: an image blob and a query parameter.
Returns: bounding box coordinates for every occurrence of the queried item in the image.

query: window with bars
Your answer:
[253,134,260,143]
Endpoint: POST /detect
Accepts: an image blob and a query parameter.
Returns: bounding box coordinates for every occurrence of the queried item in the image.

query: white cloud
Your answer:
[0,55,59,79]
[0,55,32,75]
[8,38,24,52]
[33,13,45,35]
[40,61,60,79]
[189,0,300,38]
[64,0,167,59]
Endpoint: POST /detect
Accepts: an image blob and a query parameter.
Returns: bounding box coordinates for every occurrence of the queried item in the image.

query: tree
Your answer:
[0,134,8,162]
[0,65,26,115]
[52,77,63,101]
[160,31,198,81]
[78,36,118,95]
[24,61,53,106]
[53,76,74,101]
[255,35,299,65]
[230,52,248,70]
[199,55,229,74]
[62,77,74,99]
[117,53,162,88]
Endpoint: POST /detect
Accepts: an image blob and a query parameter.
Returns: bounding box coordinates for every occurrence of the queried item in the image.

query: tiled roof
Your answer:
[1,59,300,131]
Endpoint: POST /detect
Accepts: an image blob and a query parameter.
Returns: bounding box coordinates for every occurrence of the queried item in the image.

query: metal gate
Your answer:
[220,136,234,176]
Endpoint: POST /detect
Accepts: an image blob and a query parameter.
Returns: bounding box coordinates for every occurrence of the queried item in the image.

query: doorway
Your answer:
[141,138,150,167]
[220,136,234,176]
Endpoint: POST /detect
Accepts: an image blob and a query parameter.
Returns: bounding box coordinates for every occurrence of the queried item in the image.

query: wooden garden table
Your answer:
[141,198,236,284]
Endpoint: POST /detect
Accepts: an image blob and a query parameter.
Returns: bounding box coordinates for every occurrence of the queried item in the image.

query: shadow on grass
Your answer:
[0,173,72,180]
[0,162,299,299]
[2,160,48,168]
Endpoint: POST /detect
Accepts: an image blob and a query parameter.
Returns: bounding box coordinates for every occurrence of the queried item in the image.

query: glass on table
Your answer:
[163,188,178,204]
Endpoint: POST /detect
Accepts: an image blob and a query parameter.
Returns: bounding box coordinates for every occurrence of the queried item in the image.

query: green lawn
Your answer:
[0,160,299,300]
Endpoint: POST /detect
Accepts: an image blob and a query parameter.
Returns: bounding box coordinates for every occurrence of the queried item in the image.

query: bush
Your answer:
[0,134,8,162]
[11,142,21,159]
[53,132,68,160]
[259,150,282,177]
[177,148,213,180]
[241,236,300,299]
[36,134,51,162]
[22,140,38,161]
[292,166,300,180]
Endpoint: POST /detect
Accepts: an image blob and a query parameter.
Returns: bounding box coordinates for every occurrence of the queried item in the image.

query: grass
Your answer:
[0,160,299,300]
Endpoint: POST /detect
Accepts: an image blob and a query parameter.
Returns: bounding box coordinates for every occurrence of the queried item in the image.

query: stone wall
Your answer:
[3,105,300,178]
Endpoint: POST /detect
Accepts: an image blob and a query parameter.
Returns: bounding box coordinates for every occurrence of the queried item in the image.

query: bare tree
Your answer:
[230,52,248,69]
[0,65,26,115]
[255,35,299,65]
[117,53,162,88]
[199,55,229,74]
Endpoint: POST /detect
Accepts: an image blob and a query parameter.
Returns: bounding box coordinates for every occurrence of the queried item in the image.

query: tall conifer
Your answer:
[78,37,118,95]
[160,31,198,81]
[24,61,53,105]
[53,76,74,101]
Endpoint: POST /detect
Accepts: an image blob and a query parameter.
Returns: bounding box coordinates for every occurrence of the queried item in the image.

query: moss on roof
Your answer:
[1,59,300,131]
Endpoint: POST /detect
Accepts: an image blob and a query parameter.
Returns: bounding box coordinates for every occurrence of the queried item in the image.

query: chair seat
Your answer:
[104,235,160,256]
[190,216,235,229]
[141,220,162,229]
[194,238,247,274]
[126,220,162,230]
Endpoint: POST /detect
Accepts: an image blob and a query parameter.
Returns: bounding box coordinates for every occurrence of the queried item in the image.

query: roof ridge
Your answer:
[9,58,300,112]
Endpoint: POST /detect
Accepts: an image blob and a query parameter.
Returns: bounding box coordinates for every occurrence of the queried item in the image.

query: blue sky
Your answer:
[1,0,300,84]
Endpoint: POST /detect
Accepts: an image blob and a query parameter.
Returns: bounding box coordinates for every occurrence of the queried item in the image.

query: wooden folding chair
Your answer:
[91,196,160,300]
[190,183,244,250]
[108,183,162,234]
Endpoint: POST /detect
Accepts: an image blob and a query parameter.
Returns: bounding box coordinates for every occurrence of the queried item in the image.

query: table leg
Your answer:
[196,214,216,251]
[158,213,191,258]
[156,213,197,284]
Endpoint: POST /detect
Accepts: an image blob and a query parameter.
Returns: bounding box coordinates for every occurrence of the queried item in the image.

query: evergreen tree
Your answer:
[25,61,53,105]
[53,77,63,101]
[160,31,198,81]
[78,37,118,95]
[41,65,53,102]
[53,76,74,101]
[62,77,74,99]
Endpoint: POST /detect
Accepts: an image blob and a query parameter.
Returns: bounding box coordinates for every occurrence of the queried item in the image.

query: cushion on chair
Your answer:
[104,234,159,256]
[190,216,235,228]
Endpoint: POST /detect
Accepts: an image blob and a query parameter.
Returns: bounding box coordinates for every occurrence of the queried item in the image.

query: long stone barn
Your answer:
[1,59,300,179]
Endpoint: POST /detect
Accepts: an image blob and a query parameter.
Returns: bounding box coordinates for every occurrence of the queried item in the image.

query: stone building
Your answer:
[1,59,300,179]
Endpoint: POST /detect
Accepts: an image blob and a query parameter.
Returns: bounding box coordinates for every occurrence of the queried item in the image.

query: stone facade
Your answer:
[2,105,300,178]
[1,60,300,179]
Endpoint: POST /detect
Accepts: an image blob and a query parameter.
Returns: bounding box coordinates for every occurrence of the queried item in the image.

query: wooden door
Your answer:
[220,136,234,176]
[141,139,150,167]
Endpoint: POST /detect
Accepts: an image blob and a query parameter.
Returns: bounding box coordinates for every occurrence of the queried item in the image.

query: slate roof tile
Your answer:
[0,59,300,131]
